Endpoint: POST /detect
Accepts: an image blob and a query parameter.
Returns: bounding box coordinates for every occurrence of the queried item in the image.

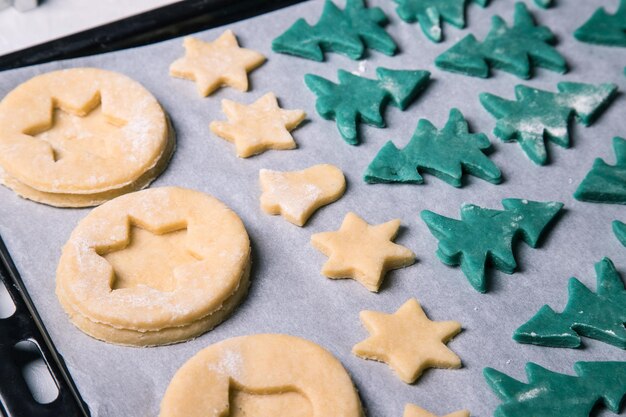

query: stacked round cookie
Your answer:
[56,187,251,346]
[0,68,174,207]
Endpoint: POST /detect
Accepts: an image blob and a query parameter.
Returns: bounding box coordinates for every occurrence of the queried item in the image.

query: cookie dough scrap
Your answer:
[210,93,305,158]
[311,212,415,292]
[353,298,462,384]
[575,1,626,47]
[404,404,469,417]
[0,68,173,207]
[575,137,626,204]
[272,0,397,61]
[56,187,251,347]
[435,2,566,79]
[614,221,626,247]
[160,334,363,417]
[484,361,626,417]
[514,257,626,349]
[170,31,266,97]
[259,164,345,226]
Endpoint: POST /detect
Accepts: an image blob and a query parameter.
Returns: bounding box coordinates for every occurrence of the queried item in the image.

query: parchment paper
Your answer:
[1,1,625,416]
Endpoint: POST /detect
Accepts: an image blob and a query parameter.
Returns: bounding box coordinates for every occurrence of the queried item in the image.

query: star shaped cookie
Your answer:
[210,92,305,158]
[310,212,415,292]
[169,30,266,96]
[352,298,462,383]
[404,404,469,417]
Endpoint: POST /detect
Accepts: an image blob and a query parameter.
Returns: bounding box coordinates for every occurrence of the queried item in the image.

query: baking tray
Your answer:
[0,1,625,417]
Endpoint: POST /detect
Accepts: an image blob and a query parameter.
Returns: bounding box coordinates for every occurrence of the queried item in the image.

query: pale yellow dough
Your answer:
[0,68,172,206]
[353,298,462,384]
[210,92,305,158]
[159,334,363,417]
[311,212,415,291]
[259,164,345,226]
[56,187,251,346]
[170,31,266,97]
[404,404,469,417]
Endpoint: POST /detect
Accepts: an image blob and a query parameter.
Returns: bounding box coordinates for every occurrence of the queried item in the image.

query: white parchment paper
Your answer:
[1,1,625,416]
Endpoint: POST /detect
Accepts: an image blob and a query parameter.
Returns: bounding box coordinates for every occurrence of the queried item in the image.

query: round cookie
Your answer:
[160,334,364,417]
[56,187,250,346]
[0,68,172,206]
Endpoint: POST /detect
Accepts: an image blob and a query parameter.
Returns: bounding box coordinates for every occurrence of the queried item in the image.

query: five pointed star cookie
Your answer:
[169,30,266,97]
[352,298,462,383]
[310,212,415,292]
[404,404,469,417]
[210,92,305,158]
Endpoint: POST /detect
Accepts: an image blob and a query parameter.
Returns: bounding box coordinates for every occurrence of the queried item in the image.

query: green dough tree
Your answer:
[514,257,626,349]
[484,361,626,417]
[435,2,566,78]
[364,108,502,187]
[305,67,430,145]
[421,199,563,293]
[392,0,488,43]
[272,0,397,61]
[575,137,626,204]
[480,82,617,165]
[534,0,553,8]
[614,220,626,246]
[575,0,626,47]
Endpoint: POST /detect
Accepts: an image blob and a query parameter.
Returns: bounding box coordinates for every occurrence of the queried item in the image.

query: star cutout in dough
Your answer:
[210,92,305,158]
[404,404,469,417]
[352,298,462,383]
[310,212,415,292]
[169,30,266,97]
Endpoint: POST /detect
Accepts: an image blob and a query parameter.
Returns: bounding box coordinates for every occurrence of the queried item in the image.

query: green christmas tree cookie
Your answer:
[421,199,563,293]
[614,220,626,247]
[305,67,430,145]
[480,82,617,165]
[484,361,626,417]
[575,0,626,47]
[435,2,566,78]
[272,0,397,61]
[575,137,626,204]
[514,258,626,349]
[392,0,489,43]
[364,108,502,187]
[534,0,554,8]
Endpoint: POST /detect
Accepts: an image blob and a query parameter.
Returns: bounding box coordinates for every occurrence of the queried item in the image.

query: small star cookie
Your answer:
[404,404,469,417]
[260,164,345,226]
[169,31,266,97]
[310,212,415,292]
[352,298,462,383]
[210,93,305,158]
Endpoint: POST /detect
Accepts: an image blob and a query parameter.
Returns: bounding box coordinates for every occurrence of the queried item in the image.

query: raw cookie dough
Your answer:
[305,67,430,145]
[353,298,462,384]
[272,0,396,61]
[484,362,626,417]
[210,93,305,158]
[404,404,469,417]
[421,199,563,293]
[435,3,566,79]
[170,31,265,97]
[393,0,488,43]
[364,108,501,187]
[159,334,363,417]
[56,187,251,346]
[480,82,617,165]
[259,164,346,226]
[311,212,415,292]
[514,257,626,349]
[614,220,626,246]
[575,137,626,204]
[575,1,626,47]
[0,68,173,207]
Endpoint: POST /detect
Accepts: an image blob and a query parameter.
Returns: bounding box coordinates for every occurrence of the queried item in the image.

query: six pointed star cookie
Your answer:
[353,298,462,383]
[404,404,469,417]
[310,212,415,292]
[169,30,266,96]
[210,92,306,158]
